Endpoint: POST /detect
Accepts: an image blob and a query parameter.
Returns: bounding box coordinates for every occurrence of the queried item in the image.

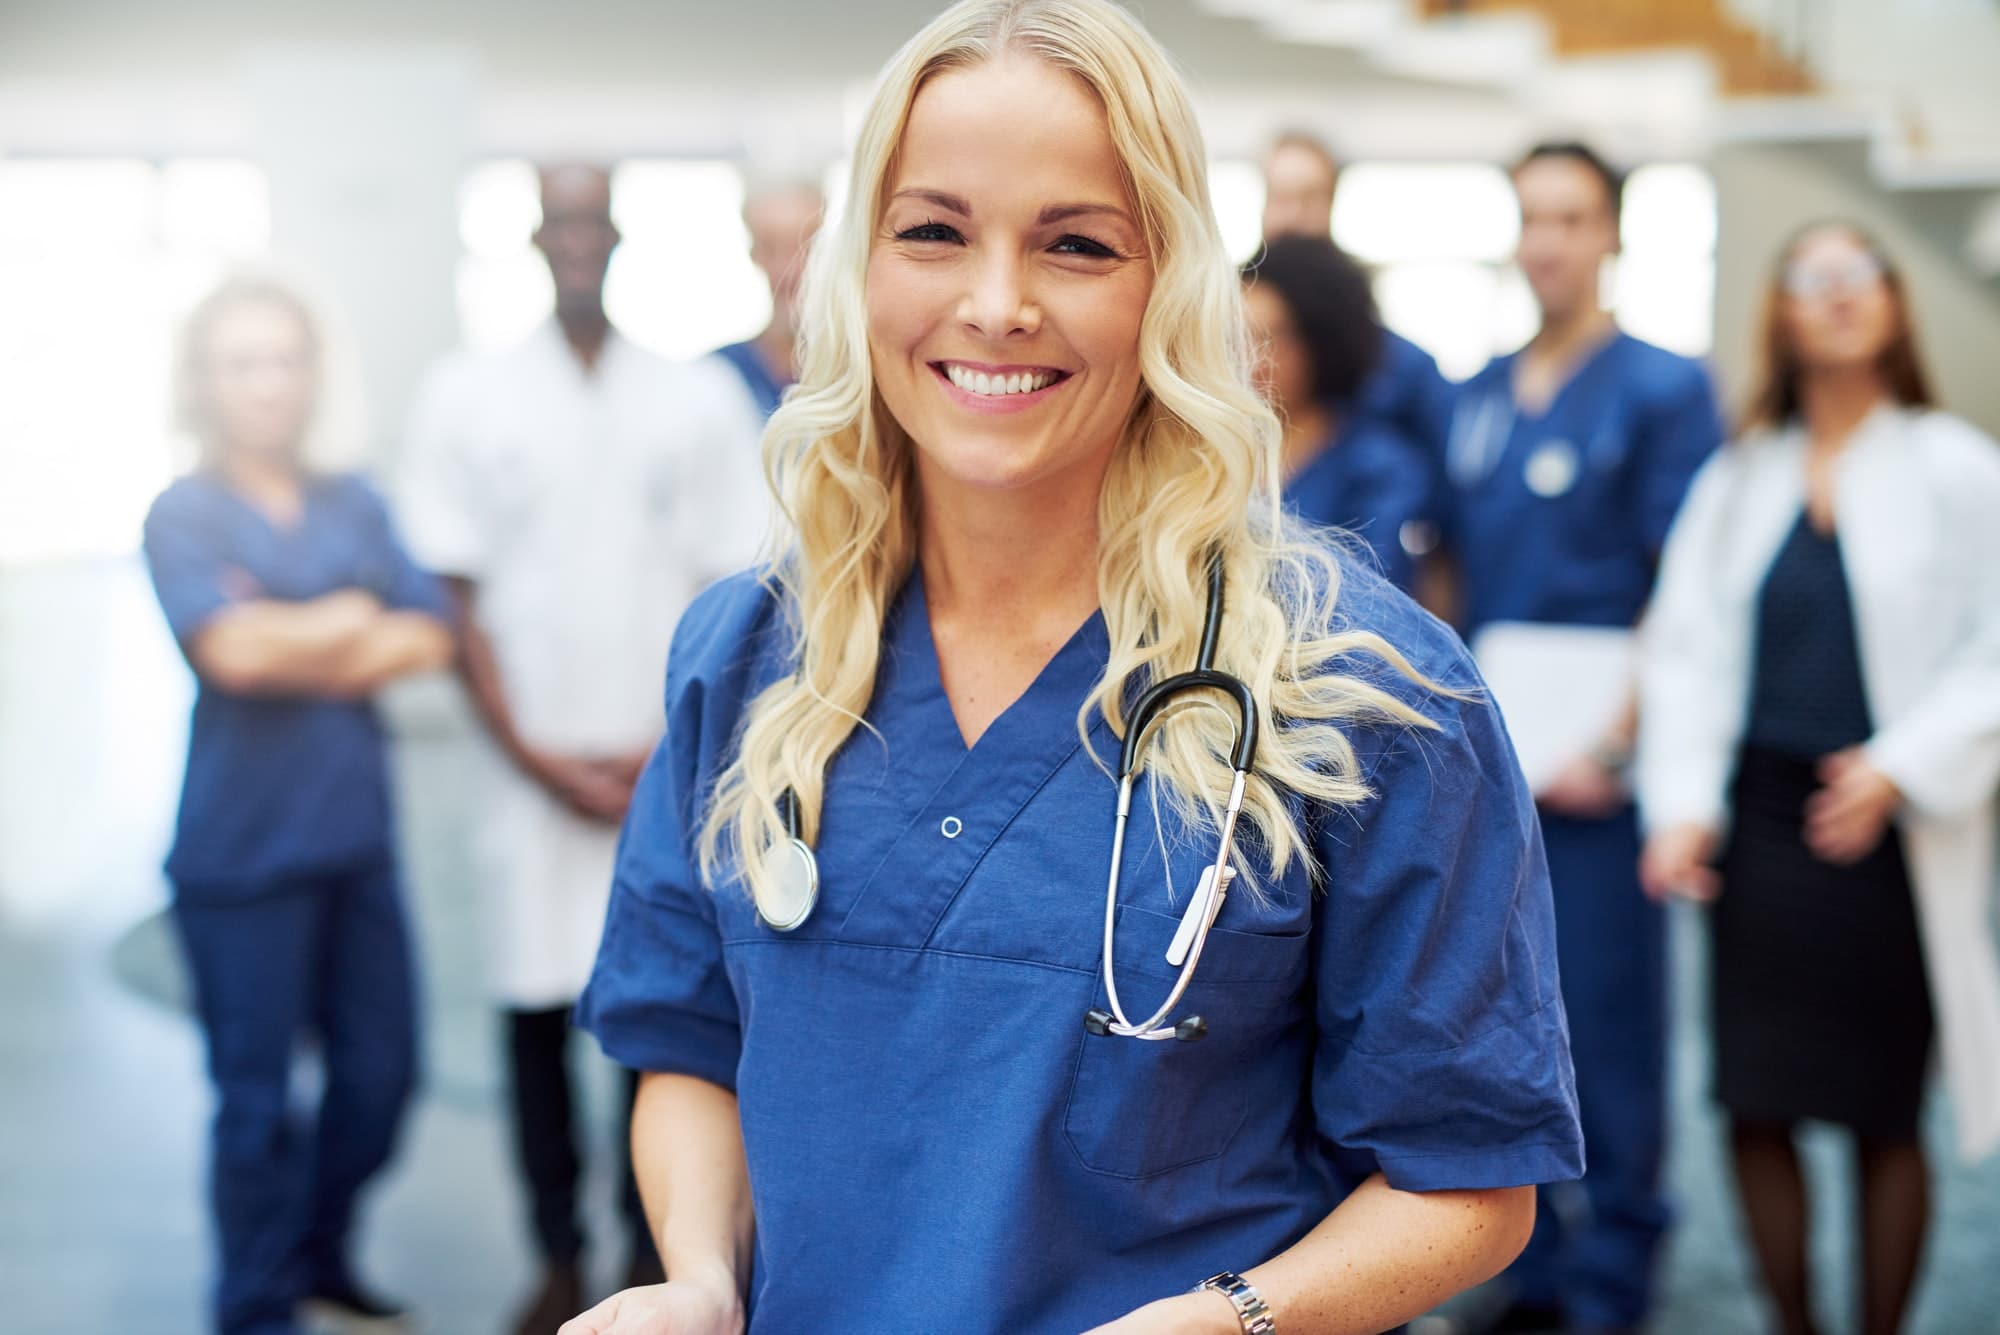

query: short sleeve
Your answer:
[395,362,489,579]
[574,635,743,1090]
[1311,614,1583,1192]
[141,485,235,649]
[1632,362,1725,554]
[343,477,453,619]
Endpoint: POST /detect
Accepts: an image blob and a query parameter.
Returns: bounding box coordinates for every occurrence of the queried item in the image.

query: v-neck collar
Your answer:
[886,565,1111,757]
[1509,328,1627,424]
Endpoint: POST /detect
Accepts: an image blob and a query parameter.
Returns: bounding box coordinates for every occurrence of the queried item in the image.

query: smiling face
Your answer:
[864,54,1153,502]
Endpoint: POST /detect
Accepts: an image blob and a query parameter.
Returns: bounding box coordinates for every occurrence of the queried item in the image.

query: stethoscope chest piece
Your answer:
[755,836,819,932]
[1525,438,1580,498]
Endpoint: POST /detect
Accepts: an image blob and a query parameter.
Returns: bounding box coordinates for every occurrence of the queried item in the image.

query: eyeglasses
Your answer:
[1783,253,1885,301]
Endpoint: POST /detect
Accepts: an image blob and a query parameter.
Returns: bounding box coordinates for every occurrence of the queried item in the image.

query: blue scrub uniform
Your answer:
[578,560,1583,1334]
[1444,331,1722,1329]
[1359,330,1454,518]
[714,340,786,420]
[1282,415,1436,591]
[143,472,448,1335]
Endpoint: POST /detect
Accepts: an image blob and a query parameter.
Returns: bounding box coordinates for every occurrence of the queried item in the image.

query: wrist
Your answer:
[1181,1288,1247,1334]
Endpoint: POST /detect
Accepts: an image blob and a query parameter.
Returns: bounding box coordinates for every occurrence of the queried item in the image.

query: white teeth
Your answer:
[944,364,1056,396]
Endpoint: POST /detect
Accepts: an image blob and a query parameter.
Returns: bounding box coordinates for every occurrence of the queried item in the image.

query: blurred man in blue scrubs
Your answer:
[1446,143,1725,1335]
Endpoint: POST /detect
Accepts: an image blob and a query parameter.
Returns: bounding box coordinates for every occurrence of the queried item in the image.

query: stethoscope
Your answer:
[751,559,1259,1044]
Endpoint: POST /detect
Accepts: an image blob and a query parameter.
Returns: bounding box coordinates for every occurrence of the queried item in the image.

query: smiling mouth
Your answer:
[932,362,1070,398]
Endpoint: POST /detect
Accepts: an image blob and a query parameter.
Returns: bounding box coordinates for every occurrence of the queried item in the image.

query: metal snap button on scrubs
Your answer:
[940,816,963,839]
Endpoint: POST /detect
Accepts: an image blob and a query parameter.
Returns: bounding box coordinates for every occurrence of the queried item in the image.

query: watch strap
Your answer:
[1194,1271,1275,1334]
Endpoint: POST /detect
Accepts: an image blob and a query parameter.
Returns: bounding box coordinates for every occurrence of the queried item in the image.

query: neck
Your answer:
[1799,365,1887,450]
[216,446,303,510]
[916,459,1105,632]
[557,306,611,371]
[1532,303,1614,362]
[754,321,796,385]
[1278,402,1332,480]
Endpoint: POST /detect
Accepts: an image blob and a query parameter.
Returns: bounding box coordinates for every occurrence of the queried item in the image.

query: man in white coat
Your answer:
[398,164,766,1335]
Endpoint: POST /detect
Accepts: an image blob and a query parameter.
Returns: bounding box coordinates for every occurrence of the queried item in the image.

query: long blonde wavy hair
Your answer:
[699,0,1435,902]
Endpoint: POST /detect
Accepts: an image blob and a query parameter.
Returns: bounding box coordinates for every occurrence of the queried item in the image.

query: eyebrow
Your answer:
[889,188,1135,229]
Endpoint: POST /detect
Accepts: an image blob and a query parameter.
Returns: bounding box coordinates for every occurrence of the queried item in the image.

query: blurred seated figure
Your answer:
[1640,222,2000,1335]
[1243,235,1436,589]
[142,275,454,1335]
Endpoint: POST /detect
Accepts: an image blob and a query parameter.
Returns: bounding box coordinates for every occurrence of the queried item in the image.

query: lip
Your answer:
[929,361,1073,416]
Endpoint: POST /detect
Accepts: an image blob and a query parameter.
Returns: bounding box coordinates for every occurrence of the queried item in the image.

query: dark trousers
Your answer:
[173,862,418,1335]
[1507,806,1670,1330]
[505,1005,654,1268]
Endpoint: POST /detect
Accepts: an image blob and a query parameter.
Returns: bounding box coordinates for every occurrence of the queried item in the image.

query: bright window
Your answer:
[456,159,770,359]
[0,159,269,564]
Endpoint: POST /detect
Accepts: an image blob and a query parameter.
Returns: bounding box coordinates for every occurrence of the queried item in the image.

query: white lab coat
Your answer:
[399,320,768,1007]
[1638,404,2000,1160]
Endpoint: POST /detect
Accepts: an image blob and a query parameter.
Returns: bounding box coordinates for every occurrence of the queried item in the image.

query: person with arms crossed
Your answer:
[144,275,452,1335]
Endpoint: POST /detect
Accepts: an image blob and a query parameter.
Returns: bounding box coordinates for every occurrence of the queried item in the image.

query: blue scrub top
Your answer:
[1444,332,1722,638]
[142,471,450,891]
[1282,414,1435,591]
[713,340,786,421]
[578,560,1582,1334]
[1360,330,1454,464]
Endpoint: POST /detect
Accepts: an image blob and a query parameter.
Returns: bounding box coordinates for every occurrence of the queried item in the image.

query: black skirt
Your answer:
[1711,744,1935,1138]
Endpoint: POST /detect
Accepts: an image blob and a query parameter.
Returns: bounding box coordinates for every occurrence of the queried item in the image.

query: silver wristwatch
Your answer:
[1194,1271,1275,1334]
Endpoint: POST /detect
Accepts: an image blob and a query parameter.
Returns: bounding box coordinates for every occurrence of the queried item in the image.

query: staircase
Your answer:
[1416,0,1813,94]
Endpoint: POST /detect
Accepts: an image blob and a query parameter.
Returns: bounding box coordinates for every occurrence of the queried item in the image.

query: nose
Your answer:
[958,248,1040,339]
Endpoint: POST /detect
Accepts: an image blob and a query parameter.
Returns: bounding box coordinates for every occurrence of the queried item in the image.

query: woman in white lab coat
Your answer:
[1638,222,2000,1335]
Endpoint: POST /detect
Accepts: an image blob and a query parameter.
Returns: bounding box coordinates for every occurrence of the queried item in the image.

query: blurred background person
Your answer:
[396,163,764,1335]
[1260,128,1453,527]
[1242,234,1434,590]
[711,177,824,422]
[1444,141,1725,1335]
[1640,222,2000,1335]
[142,275,455,1335]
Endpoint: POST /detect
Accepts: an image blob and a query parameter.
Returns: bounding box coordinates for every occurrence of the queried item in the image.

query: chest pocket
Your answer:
[1064,902,1312,1178]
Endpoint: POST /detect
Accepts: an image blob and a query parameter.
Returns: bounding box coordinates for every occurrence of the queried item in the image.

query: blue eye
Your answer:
[1052,234,1117,258]
[895,221,961,244]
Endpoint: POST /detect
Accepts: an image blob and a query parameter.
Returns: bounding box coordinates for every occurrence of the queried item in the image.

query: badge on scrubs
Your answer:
[1524,439,1580,498]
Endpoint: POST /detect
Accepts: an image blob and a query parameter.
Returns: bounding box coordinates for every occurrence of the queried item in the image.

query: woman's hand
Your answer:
[556,1279,743,1335]
[1080,1291,1237,1335]
[1806,747,1901,865]
[1640,822,1721,902]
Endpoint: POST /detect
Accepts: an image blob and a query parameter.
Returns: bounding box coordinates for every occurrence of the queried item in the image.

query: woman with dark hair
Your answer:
[1243,235,1439,589]
[143,275,454,1335]
[1640,223,2000,1335]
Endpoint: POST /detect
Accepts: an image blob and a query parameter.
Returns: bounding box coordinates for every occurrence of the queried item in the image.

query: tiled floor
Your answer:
[3,559,1997,1335]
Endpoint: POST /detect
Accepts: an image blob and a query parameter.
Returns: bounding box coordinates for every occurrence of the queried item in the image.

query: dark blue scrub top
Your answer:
[1360,330,1454,466]
[1443,332,1723,639]
[142,472,449,891]
[714,340,786,420]
[578,559,1582,1334]
[1282,414,1435,591]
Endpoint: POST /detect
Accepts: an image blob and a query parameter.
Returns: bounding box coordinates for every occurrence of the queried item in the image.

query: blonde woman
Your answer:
[1640,223,2000,1335]
[143,276,453,1335]
[565,4,1580,1333]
